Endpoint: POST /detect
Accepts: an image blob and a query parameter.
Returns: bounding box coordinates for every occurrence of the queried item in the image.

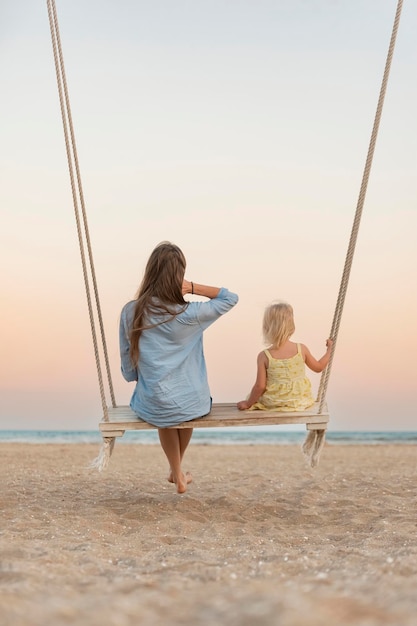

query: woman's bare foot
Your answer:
[176,471,193,494]
[167,470,192,484]
[168,471,193,493]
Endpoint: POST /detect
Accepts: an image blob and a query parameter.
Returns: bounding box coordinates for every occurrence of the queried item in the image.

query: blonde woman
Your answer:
[237,302,332,412]
[120,241,238,493]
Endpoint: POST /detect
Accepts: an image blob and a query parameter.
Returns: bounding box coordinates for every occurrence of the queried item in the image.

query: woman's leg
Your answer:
[158,428,193,493]
[178,428,193,460]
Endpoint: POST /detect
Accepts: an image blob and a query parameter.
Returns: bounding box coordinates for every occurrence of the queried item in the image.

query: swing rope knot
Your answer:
[89,437,116,472]
[302,429,326,468]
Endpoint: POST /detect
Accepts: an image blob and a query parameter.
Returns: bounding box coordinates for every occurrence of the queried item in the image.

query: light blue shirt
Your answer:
[119,287,238,427]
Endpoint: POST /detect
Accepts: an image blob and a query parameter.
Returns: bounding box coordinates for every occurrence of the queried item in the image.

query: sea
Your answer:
[0,429,416,446]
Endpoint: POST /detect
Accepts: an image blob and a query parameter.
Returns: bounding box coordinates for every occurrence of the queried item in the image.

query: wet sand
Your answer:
[0,443,416,626]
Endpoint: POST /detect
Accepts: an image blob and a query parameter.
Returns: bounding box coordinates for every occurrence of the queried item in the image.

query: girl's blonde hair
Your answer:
[263,301,295,348]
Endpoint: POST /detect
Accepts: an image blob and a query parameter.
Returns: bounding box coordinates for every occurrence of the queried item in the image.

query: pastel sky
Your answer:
[1,0,416,432]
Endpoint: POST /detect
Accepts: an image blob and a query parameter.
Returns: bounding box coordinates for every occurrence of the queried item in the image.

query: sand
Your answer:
[0,442,416,626]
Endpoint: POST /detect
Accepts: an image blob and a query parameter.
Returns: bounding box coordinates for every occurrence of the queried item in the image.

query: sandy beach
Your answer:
[0,442,416,626]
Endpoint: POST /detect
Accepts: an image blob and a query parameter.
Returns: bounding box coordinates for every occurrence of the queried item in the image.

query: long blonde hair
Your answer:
[263,302,295,348]
[129,242,187,365]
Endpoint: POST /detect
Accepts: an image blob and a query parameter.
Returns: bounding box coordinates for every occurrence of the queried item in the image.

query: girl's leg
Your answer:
[158,428,193,493]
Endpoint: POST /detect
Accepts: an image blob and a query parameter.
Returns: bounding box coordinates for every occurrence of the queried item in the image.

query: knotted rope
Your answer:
[46,0,116,470]
[303,0,404,467]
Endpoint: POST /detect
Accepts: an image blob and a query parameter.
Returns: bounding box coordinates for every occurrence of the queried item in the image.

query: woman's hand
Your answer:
[182,279,193,295]
[237,400,251,411]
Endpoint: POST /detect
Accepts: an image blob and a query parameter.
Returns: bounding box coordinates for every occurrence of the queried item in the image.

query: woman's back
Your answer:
[120,287,238,426]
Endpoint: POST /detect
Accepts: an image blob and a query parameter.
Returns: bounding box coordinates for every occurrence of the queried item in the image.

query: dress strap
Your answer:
[296,343,302,355]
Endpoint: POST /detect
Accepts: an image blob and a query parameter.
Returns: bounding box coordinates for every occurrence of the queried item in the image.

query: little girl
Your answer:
[237,301,333,411]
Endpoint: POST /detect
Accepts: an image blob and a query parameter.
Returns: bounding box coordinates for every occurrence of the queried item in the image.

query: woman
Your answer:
[119,242,238,493]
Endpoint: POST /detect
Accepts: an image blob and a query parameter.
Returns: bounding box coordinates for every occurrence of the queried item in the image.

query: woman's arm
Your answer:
[303,338,333,373]
[237,351,268,410]
[119,304,138,382]
[182,280,221,299]
[183,281,238,324]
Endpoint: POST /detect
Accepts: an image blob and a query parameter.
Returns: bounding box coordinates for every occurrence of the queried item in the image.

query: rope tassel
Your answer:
[302,430,326,468]
[89,437,116,472]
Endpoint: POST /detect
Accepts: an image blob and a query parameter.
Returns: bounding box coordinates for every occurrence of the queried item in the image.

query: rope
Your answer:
[46,0,116,419]
[317,0,404,413]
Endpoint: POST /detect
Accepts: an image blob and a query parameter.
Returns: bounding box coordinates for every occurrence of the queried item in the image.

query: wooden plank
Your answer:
[306,422,328,431]
[99,402,329,434]
[100,430,126,438]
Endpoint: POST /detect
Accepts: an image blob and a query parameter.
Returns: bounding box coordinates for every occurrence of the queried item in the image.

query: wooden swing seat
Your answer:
[99,402,329,438]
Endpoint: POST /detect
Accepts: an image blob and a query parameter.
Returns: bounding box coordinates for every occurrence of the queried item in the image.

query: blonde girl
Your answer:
[237,302,332,411]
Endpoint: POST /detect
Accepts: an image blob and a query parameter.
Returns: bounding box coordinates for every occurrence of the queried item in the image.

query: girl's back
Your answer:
[252,343,314,411]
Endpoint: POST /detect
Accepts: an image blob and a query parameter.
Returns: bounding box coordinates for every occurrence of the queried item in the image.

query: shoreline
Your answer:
[0,430,416,446]
[1,444,416,626]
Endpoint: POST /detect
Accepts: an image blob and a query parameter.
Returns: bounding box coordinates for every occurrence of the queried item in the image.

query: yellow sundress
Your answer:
[251,343,315,411]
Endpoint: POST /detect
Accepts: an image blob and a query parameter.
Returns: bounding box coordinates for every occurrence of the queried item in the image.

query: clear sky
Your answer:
[1,1,416,432]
